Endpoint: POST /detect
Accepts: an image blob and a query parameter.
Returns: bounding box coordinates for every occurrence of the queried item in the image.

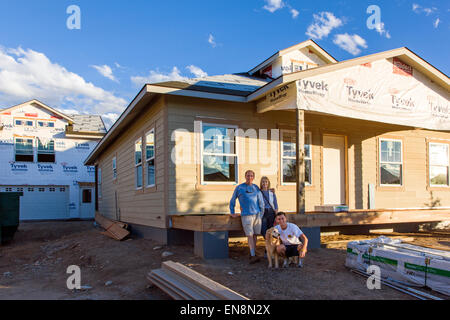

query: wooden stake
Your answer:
[296,108,306,215]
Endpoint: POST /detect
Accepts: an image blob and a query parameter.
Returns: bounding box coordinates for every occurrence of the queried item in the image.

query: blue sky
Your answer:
[0,0,448,127]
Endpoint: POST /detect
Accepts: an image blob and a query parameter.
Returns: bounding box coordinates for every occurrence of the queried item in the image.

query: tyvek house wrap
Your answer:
[346,236,450,296]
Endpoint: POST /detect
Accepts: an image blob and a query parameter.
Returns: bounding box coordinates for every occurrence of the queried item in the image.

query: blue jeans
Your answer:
[261,208,276,238]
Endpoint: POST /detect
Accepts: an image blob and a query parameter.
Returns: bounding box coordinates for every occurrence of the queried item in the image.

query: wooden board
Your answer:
[95,212,128,229]
[171,209,450,231]
[162,261,249,300]
[151,269,217,300]
[147,273,188,300]
[96,211,130,240]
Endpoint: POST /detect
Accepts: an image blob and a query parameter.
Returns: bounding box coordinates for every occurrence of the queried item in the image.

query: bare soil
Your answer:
[0,221,448,300]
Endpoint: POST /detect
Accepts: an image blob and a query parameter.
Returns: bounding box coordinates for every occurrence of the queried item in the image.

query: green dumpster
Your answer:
[0,192,23,244]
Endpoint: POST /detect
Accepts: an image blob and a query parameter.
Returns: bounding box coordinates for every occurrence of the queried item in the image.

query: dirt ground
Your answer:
[0,221,448,300]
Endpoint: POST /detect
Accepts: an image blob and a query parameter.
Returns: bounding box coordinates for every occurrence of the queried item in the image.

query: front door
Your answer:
[323,135,346,205]
[79,188,95,219]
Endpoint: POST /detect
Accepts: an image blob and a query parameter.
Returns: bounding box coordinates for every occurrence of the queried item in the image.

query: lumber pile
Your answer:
[95,212,130,241]
[147,261,249,300]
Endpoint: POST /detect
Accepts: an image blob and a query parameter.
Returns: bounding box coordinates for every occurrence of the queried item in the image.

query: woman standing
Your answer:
[259,176,278,239]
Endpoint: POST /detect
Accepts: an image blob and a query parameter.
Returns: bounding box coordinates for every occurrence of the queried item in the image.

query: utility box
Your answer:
[0,192,23,244]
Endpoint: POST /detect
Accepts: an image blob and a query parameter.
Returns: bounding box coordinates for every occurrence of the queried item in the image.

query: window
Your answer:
[201,123,238,184]
[429,143,449,186]
[39,188,45,192]
[379,139,403,186]
[25,120,34,127]
[60,187,66,192]
[82,189,92,203]
[112,157,117,180]
[15,138,34,162]
[280,130,312,185]
[49,187,55,192]
[146,130,155,187]
[37,121,55,128]
[135,139,143,188]
[37,138,55,163]
[15,119,23,126]
[28,188,34,192]
[97,168,102,198]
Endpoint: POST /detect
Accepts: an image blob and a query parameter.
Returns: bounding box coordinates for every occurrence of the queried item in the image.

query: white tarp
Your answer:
[346,236,450,296]
[272,58,450,131]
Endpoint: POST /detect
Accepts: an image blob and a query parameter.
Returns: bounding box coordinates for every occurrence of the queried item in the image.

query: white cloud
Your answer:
[290,8,299,19]
[412,4,437,15]
[131,65,208,87]
[306,12,343,40]
[208,34,217,48]
[186,65,208,78]
[434,18,441,28]
[0,46,127,129]
[374,22,391,39]
[263,0,285,13]
[333,33,368,55]
[91,64,117,82]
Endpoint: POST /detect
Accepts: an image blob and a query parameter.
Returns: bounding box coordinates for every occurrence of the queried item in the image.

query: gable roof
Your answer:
[248,47,450,104]
[248,39,338,76]
[1,99,74,122]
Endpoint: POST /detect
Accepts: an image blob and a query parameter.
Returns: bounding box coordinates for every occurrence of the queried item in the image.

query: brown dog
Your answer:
[265,227,281,268]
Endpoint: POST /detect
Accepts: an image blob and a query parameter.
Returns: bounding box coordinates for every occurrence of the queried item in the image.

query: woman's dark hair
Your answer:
[276,211,286,217]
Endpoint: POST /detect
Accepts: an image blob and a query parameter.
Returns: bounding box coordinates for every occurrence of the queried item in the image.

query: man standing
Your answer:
[275,212,308,267]
[230,170,265,263]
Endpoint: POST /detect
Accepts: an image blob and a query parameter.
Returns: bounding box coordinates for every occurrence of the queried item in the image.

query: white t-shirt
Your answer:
[275,223,304,245]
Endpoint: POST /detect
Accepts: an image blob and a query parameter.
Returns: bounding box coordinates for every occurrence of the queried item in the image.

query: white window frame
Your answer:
[379,138,403,187]
[14,137,34,162]
[280,130,312,186]
[200,122,239,185]
[112,156,117,180]
[145,129,156,188]
[135,138,143,189]
[14,119,24,127]
[429,142,449,187]
[37,138,55,163]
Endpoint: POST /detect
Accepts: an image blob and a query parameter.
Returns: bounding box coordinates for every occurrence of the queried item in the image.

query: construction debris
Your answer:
[346,236,450,296]
[95,212,130,241]
[147,260,249,300]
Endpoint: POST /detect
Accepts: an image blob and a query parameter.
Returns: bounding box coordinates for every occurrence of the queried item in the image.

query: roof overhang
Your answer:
[84,84,248,165]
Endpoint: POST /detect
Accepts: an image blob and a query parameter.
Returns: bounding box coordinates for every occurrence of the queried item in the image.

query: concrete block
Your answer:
[302,227,321,249]
[194,231,229,259]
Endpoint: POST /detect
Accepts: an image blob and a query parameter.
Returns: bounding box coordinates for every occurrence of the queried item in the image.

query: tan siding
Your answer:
[97,97,167,228]
[167,95,450,215]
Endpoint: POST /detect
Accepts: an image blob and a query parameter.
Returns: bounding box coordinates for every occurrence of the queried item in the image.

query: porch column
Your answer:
[296,108,305,215]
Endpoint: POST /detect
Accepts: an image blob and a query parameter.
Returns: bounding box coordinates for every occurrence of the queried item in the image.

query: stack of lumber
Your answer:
[95,212,130,241]
[148,261,249,300]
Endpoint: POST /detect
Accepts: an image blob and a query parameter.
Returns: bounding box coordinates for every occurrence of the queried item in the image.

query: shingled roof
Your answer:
[70,114,107,133]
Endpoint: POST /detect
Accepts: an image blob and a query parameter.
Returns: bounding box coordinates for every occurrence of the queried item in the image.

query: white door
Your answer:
[79,187,95,219]
[3,186,70,220]
[323,135,346,205]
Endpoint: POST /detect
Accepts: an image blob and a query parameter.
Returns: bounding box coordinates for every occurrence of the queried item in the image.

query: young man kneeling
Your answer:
[274,212,308,268]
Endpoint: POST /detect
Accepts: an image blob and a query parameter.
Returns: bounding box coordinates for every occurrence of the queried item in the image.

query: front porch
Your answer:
[170,208,450,259]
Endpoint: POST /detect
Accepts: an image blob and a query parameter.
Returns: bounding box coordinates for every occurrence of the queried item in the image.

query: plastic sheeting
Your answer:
[346,236,450,296]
